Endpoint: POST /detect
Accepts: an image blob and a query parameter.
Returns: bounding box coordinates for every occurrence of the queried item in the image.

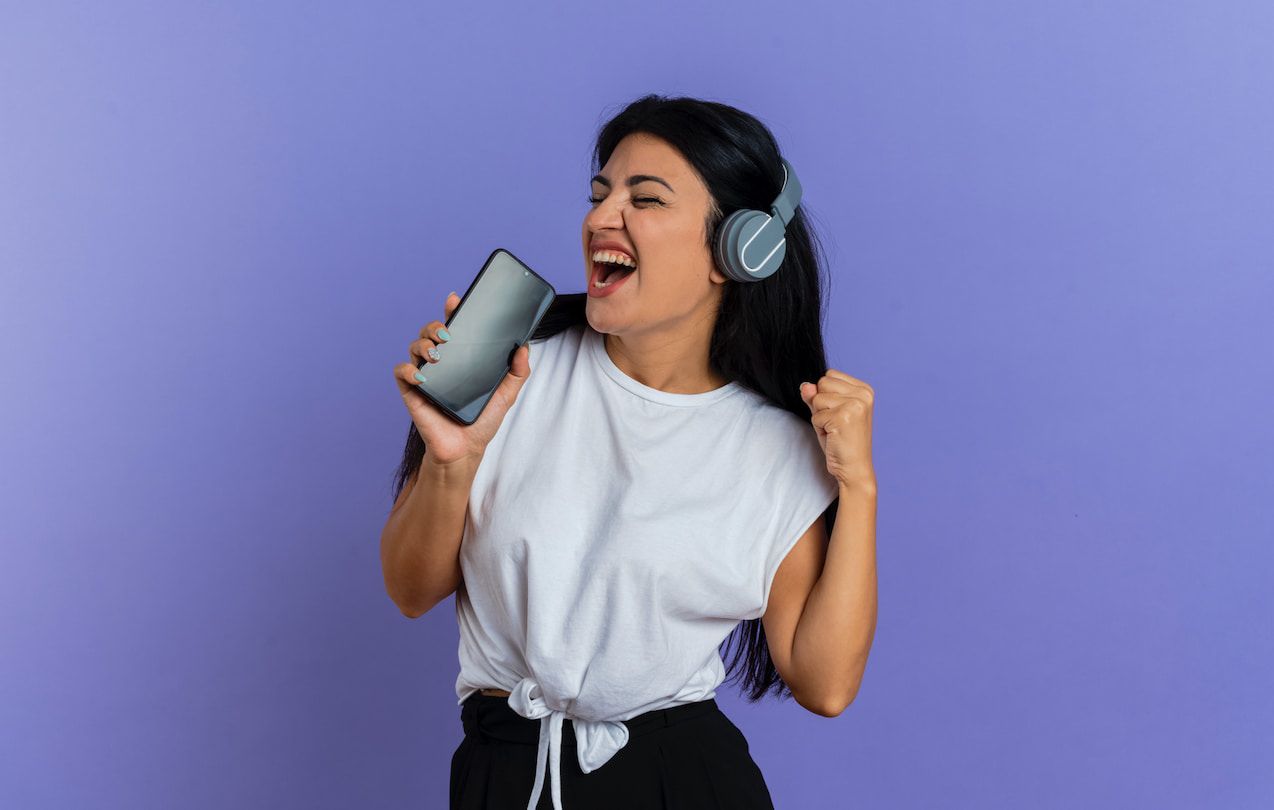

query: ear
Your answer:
[708,247,730,284]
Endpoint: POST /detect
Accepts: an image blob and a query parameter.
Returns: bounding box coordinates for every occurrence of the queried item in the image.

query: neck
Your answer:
[601,310,729,394]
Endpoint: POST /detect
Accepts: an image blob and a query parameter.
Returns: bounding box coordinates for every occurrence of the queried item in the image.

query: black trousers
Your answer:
[451,693,776,809]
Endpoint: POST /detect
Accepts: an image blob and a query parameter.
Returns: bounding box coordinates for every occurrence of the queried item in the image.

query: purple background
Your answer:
[2,1,1271,808]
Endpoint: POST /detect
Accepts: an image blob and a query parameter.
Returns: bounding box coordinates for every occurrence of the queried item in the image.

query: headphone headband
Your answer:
[770,160,803,227]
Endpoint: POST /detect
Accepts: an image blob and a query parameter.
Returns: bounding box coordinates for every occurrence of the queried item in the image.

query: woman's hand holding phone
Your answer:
[394,291,532,467]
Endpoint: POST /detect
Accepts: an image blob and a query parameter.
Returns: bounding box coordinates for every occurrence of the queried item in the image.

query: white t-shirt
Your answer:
[453,321,839,810]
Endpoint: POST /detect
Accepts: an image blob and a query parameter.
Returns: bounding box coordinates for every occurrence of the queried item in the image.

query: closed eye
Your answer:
[587,196,662,206]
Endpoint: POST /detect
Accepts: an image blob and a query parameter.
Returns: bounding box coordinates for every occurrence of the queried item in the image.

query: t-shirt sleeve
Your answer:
[747,414,841,620]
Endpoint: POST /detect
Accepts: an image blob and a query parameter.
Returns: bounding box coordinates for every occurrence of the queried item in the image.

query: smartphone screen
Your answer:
[415,248,556,425]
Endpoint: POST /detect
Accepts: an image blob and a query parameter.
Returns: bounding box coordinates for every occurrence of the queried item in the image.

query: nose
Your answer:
[585,195,626,233]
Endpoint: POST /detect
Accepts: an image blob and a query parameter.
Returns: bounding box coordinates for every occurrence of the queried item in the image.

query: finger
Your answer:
[507,342,530,378]
[803,380,851,413]
[807,390,839,414]
[812,375,873,406]
[409,336,441,364]
[808,391,870,415]
[811,405,841,434]
[418,317,453,345]
[444,290,460,319]
[799,381,817,412]
[811,392,872,417]
[394,362,429,392]
[823,369,874,397]
[810,373,858,395]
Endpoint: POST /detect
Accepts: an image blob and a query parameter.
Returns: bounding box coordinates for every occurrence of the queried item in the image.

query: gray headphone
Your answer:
[712,157,803,282]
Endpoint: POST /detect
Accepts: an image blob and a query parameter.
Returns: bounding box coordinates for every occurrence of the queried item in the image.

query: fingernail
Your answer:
[449,290,457,298]
[427,347,440,361]
[414,370,427,383]
[438,329,451,341]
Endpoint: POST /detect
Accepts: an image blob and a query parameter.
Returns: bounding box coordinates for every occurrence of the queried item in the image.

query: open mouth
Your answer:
[592,260,636,287]
[591,250,638,288]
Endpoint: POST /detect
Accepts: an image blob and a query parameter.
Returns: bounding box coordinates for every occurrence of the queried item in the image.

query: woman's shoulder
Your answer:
[526,321,587,363]
[730,388,822,461]
[730,384,805,428]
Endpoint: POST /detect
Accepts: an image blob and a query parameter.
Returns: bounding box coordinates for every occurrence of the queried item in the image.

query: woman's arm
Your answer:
[787,480,878,714]
[782,371,879,713]
[380,453,482,617]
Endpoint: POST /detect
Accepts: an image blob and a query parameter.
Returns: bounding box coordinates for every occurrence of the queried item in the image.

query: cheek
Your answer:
[640,267,714,310]
[629,219,715,292]
[640,223,710,266]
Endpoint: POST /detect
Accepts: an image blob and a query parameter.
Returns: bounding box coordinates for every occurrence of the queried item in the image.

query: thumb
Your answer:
[471,344,531,430]
[798,381,815,412]
[490,344,532,409]
[506,342,531,383]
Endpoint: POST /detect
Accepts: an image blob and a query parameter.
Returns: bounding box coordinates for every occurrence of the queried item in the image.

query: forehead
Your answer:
[597,133,695,186]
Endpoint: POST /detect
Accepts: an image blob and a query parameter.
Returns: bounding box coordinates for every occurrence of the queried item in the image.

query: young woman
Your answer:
[383,94,879,810]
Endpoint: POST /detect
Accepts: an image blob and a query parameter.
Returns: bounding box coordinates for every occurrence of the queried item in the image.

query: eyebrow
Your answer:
[590,173,675,193]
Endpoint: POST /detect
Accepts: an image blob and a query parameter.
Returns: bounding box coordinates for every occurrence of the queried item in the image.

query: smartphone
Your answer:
[414,248,557,425]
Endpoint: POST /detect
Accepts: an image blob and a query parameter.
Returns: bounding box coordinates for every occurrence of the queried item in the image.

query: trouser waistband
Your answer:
[460,693,720,746]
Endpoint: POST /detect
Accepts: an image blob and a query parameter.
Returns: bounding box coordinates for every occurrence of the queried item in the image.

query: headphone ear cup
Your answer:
[716,209,787,282]
[713,210,746,280]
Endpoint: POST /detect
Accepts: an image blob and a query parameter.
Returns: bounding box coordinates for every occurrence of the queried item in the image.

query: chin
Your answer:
[584,310,624,336]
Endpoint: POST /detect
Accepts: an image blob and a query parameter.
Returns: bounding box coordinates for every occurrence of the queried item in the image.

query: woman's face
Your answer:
[581,132,726,338]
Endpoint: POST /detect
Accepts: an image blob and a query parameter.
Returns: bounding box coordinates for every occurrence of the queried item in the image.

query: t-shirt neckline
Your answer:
[584,325,743,407]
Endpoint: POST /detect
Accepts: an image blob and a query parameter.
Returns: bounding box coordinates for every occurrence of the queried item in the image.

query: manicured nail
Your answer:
[438,329,451,341]
[414,370,427,383]
[427,347,440,361]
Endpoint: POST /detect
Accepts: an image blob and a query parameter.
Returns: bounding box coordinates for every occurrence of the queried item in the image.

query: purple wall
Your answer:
[2,1,1271,807]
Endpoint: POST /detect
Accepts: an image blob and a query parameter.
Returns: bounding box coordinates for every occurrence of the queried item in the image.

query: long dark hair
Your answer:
[392,93,840,704]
